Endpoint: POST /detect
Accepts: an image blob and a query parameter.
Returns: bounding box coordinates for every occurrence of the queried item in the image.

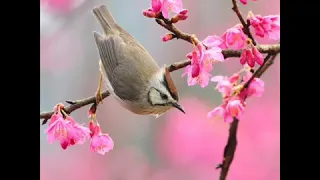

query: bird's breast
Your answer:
[113,97,172,116]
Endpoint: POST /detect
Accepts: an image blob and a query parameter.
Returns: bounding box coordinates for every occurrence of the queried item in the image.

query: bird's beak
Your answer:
[172,102,185,114]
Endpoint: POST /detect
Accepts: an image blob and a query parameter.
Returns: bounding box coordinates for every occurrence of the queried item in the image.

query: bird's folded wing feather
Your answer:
[93,31,144,101]
[93,31,124,78]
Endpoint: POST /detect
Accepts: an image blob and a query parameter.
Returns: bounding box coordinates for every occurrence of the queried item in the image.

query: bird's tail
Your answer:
[92,5,117,35]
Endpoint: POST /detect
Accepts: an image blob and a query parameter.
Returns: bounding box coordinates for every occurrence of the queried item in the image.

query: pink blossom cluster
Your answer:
[247,11,280,40]
[44,103,114,155]
[143,0,188,42]
[182,35,224,88]
[208,69,264,123]
[142,0,278,123]
[182,18,279,89]
[143,0,188,20]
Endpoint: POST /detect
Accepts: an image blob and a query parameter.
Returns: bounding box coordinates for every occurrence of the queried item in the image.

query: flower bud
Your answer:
[162,33,175,42]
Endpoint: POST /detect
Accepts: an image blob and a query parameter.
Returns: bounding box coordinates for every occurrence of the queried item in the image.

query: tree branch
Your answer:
[217,118,239,180]
[216,53,279,180]
[154,1,257,46]
[231,0,257,45]
[214,2,279,178]
[40,91,110,125]
[40,44,279,124]
[156,18,194,44]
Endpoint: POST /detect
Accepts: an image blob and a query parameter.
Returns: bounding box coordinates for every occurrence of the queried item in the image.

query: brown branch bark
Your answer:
[216,53,279,180]
[40,91,110,125]
[217,118,239,180]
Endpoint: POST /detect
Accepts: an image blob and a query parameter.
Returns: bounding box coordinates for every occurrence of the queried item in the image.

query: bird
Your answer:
[91,4,185,117]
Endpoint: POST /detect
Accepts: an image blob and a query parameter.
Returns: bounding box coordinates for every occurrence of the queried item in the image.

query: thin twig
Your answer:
[156,18,193,44]
[244,42,280,89]
[231,0,257,45]
[255,55,277,78]
[217,53,279,180]
[40,91,110,125]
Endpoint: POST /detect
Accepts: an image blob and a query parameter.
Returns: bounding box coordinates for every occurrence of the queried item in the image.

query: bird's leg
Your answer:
[95,72,104,104]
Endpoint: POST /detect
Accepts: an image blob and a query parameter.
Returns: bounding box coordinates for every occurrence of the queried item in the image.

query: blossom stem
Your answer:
[60,109,68,117]
[244,52,278,89]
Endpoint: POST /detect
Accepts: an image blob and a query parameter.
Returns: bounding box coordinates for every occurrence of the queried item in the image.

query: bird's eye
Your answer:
[160,93,168,100]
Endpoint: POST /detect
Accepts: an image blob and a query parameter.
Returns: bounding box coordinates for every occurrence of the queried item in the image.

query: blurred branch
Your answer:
[216,53,279,180]
[231,0,257,45]
[40,44,279,124]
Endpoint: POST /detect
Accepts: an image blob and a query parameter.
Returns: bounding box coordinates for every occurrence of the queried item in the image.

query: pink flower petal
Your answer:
[202,35,223,48]
[229,73,240,83]
[201,54,214,72]
[246,49,255,67]
[216,79,233,96]
[167,0,183,14]
[221,25,247,50]
[207,106,225,119]
[198,71,211,88]
[191,64,200,78]
[90,134,114,155]
[252,46,264,65]
[45,117,75,149]
[248,78,265,97]
[205,48,225,62]
[210,75,224,82]
[224,114,234,123]
[226,100,245,119]
[248,12,280,40]
[72,124,90,145]
[152,0,162,12]
[239,0,248,5]
[161,0,170,18]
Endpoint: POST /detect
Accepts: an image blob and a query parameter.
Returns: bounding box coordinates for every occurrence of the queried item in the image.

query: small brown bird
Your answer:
[92,5,185,117]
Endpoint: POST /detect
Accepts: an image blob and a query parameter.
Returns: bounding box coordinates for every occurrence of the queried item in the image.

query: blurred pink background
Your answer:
[40,0,280,179]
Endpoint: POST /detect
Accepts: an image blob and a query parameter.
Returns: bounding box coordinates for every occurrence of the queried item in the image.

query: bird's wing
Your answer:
[93,31,124,78]
[93,31,159,102]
